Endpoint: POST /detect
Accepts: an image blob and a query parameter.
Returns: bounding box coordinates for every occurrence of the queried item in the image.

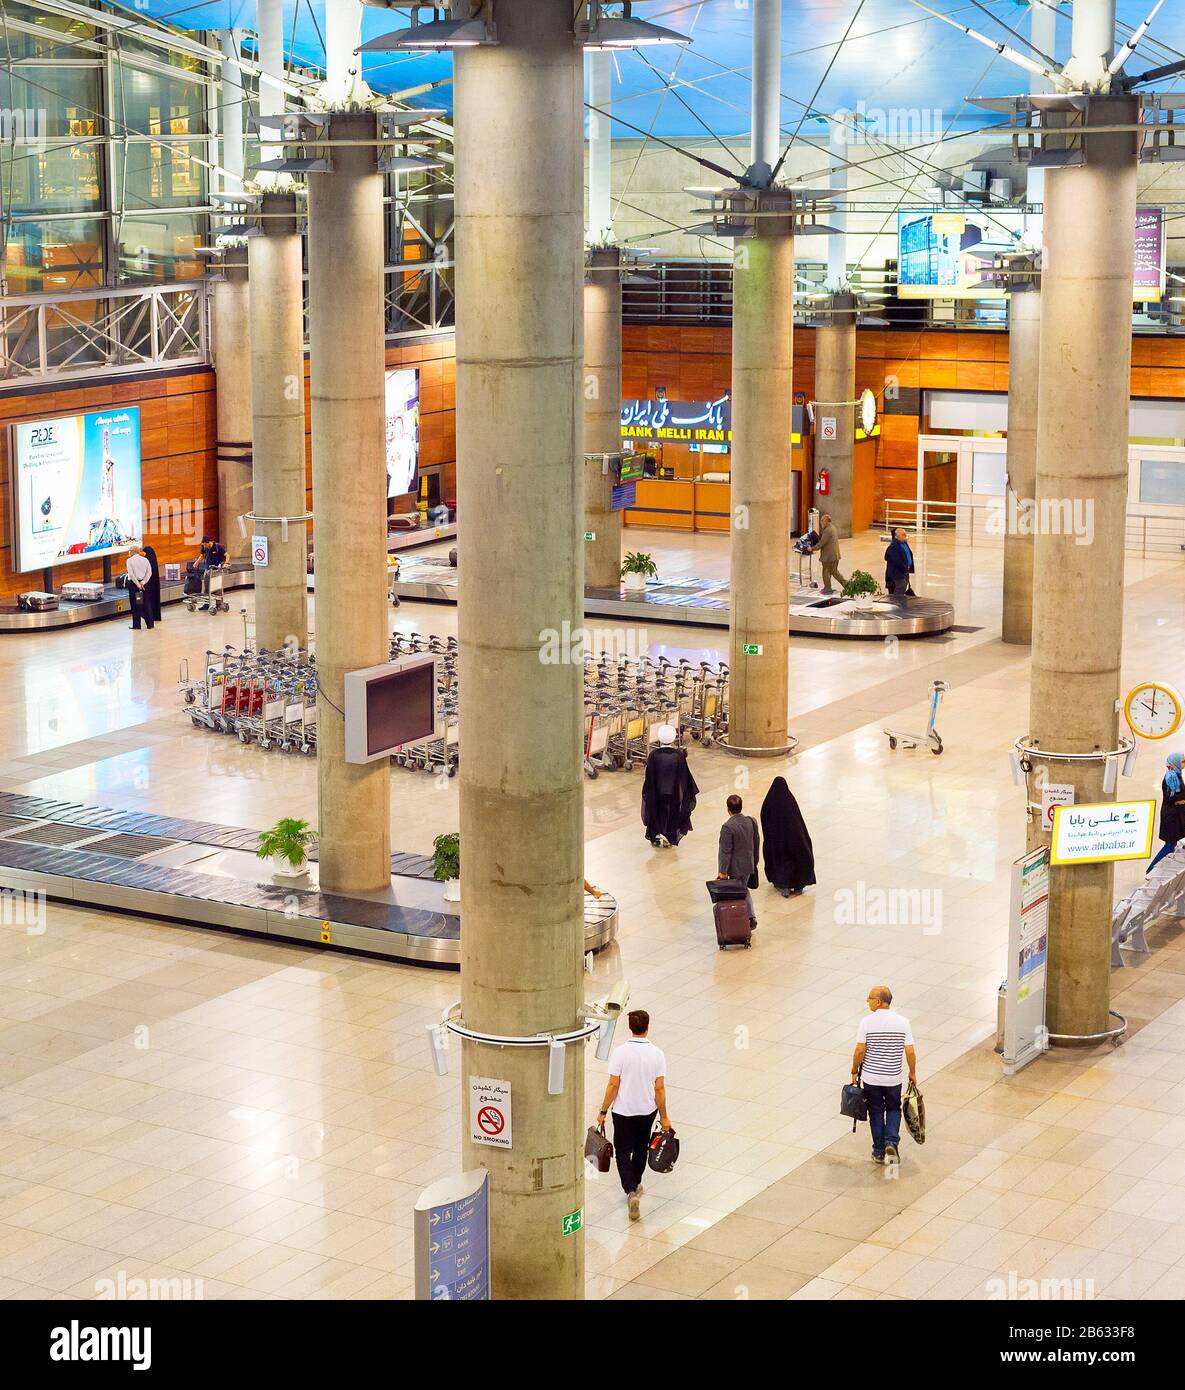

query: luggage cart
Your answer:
[792,533,819,590]
[185,564,230,614]
[885,679,949,755]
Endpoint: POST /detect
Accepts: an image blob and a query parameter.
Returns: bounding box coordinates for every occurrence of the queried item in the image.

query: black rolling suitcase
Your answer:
[706,878,752,950]
[183,563,203,596]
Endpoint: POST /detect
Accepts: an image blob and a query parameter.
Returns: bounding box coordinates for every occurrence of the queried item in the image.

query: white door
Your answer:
[915,435,1007,540]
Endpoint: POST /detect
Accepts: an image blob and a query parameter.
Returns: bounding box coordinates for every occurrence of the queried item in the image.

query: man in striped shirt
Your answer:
[851,985,917,1166]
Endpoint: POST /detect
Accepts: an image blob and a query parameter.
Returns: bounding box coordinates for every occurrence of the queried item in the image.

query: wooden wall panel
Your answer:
[0,368,217,599]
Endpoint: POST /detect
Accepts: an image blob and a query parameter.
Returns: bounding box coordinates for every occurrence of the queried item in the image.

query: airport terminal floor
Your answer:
[3,529,1185,1303]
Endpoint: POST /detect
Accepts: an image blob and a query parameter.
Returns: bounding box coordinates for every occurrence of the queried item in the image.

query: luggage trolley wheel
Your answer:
[931,736,943,756]
[888,737,897,750]
[237,730,249,744]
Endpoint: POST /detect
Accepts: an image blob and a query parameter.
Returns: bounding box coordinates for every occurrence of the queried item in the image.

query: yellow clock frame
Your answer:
[1123,681,1184,741]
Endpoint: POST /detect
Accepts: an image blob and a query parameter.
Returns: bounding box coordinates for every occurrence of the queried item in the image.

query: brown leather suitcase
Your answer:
[714,899,752,949]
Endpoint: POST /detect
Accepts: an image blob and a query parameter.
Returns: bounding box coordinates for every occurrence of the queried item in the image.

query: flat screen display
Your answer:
[897,206,1166,302]
[9,406,142,572]
[385,367,420,499]
[365,661,436,757]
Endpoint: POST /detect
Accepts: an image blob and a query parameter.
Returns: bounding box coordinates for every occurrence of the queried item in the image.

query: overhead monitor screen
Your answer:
[897,206,1166,302]
[385,367,421,499]
[9,406,142,572]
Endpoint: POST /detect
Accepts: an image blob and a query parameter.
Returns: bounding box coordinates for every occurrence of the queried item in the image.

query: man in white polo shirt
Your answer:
[595,1010,672,1223]
[851,985,917,1167]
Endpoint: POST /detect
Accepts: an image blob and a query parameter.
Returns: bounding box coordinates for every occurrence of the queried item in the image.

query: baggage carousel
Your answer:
[0,522,456,633]
[0,792,616,968]
[389,556,954,639]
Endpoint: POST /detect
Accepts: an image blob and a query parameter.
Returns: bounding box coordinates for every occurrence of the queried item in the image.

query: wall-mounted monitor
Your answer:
[344,654,438,763]
[8,406,142,572]
[385,367,420,499]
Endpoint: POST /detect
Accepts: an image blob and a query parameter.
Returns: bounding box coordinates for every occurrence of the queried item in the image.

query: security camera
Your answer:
[594,980,630,1062]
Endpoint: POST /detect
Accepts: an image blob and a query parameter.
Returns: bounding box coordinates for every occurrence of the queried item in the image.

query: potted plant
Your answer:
[433,832,460,903]
[256,817,318,883]
[620,551,658,594]
[842,570,882,613]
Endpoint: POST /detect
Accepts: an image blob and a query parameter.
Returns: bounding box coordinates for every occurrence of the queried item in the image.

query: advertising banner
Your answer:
[1050,799,1157,865]
[1133,206,1166,303]
[10,407,142,572]
[384,367,420,499]
[1003,846,1050,1075]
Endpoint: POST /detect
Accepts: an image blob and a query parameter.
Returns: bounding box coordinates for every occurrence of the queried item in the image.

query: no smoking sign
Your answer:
[469,1076,513,1150]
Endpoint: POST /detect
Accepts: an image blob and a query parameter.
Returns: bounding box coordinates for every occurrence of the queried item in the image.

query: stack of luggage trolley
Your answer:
[181,629,726,780]
[582,653,728,779]
[179,646,318,753]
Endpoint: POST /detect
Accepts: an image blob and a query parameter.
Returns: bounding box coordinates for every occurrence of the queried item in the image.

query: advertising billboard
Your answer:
[9,406,142,573]
[897,207,1167,302]
[385,367,420,499]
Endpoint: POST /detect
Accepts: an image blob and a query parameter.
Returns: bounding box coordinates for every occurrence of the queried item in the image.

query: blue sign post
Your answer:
[414,1169,491,1300]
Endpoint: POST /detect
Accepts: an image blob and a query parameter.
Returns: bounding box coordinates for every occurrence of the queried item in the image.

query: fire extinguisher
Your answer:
[817,468,830,497]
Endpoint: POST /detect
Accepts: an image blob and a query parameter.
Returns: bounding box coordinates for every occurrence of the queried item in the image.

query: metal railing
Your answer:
[880,496,1185,557]
[0,281,208,386]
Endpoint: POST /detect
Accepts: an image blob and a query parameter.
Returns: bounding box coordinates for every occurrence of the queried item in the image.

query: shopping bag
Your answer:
[584,1122,613,1172]
[902,1081,926,1144]
[647,1125,680,1174]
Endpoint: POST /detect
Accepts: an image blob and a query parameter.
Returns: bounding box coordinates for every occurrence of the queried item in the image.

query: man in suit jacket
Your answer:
[811,513,848,594]
[718,794,760,927]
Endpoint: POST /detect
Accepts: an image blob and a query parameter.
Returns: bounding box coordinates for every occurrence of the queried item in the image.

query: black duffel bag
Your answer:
[706,878,748,903]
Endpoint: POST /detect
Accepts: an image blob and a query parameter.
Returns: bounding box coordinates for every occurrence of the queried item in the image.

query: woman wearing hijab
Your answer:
[1148,752,1185,873]
[884,528,915,597]
[142,543,162,625]
[759,776,816,897]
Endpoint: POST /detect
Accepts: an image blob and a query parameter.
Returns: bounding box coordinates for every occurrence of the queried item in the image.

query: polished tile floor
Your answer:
[0,528,1183,1299]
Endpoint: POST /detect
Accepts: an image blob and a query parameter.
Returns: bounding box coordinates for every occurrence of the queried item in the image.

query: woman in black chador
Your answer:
[141,543,163,624]
[641,727,698,848]
[760,776,815,897]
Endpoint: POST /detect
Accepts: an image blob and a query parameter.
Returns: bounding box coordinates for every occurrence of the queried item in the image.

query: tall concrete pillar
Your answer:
[454,0,586,1299]
[726,0,793,755]
[583,249,623,588]
[306,111,391,892]
[1027,86,1137,1041]
[248,192,308,651]
[1001,275,1039,645]
[211,249,252,561]
[1001,0,1056,645]
[813,296,857,538]
[212,31,251,560]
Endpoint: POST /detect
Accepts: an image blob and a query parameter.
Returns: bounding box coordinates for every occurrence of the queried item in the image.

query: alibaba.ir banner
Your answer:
[12,406,142,572]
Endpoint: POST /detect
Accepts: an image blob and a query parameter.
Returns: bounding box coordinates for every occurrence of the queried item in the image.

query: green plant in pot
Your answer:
[621,551,658,593]
[433,832,460,903]
[256,817,318,882]
[842,570,881,607]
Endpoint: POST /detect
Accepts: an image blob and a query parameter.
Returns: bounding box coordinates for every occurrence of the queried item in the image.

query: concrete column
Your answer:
[255,0,285,185]
[248,192,308,651]
[319,0,373,107]
[454,0,585,1299]
[728,227,794,753]
[211,251,252,560]
[1000,0,1055,644]
[583,249,623,588]
[218,30,245,190]
[586,50,613,245]
[727,0,793,754]
[1001,278,1040,645]
[1028,94,1137,1041]
[306,111,391,893]
[814,296,857,538]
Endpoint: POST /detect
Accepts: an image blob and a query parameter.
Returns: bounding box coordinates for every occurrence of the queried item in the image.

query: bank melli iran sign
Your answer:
[1050,800,1157,865]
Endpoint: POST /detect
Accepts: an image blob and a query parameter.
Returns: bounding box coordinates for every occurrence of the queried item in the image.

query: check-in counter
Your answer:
[622,478,695,530]
[693,479,731,532]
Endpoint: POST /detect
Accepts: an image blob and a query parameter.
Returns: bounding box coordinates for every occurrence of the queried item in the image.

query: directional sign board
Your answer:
[469,1076,512,1150]
[414,1168,491,1301]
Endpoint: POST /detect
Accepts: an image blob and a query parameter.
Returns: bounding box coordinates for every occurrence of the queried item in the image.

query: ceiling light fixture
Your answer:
[578,1,689,50]
[359,2,497,52]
